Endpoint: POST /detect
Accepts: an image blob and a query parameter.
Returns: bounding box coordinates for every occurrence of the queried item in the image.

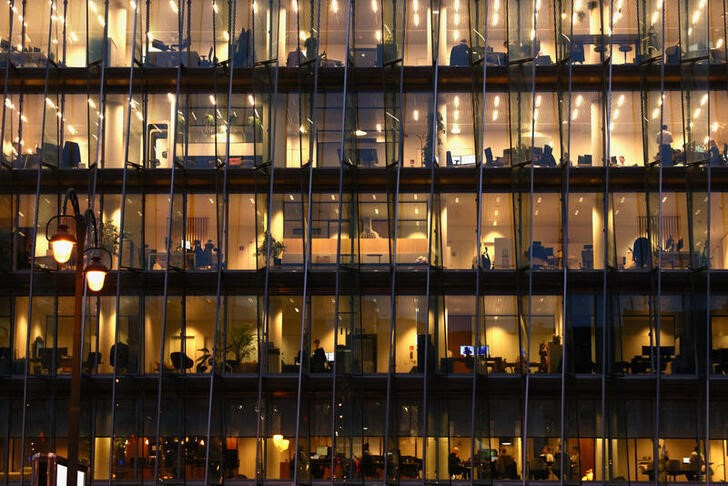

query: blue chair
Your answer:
[633,237,651,267]
[659,144,673,166]
[570,41,585,63]
[484,147,494,166]
[665,45,681,64]
[450,40,470,66]
[61,141,81,168]
[540,145,557,167]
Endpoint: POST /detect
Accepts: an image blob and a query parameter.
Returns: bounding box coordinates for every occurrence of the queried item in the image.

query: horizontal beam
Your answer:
[4,64,726,94]
[0,268,719,296]
[3,166,727,194]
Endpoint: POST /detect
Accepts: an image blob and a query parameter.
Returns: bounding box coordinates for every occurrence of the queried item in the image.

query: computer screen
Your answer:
[460,345,489,357]
[325,352,335,362]
[683,457,691,464]
[317,446,329,457]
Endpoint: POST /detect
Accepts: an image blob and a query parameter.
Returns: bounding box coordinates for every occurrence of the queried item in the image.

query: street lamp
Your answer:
[45,188,111,486]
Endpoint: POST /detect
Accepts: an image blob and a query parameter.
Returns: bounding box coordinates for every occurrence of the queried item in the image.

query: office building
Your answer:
[0,0,727,483]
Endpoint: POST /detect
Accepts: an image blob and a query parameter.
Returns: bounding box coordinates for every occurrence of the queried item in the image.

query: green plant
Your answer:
[102,221,125,255]
[422,110,444,166]
[255,231,286,259]
[245,114,264,142]
[226,324,256,362]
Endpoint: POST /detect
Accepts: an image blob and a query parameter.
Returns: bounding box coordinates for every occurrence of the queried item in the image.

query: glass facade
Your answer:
[0,0,727,483]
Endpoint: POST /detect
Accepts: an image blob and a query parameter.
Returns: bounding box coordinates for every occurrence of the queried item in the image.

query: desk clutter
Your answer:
[146,239,221,271]
[615,345,696,375]
[143,28,254,68]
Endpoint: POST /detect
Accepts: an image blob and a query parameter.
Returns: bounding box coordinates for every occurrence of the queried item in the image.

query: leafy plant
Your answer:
[245,114,264,142]
[101,221,130,255]
[226,324,257,362]
[255,231,286,258]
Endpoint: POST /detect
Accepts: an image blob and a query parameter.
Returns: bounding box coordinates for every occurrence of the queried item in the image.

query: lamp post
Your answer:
[45,188,111,486]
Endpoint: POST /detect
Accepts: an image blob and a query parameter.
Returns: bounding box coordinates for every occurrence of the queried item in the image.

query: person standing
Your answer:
[656,125,674,166]
[311,338,328,372]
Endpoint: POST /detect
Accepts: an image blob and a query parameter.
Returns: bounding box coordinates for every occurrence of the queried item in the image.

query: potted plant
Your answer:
[422,110,444,167]
[377,30,398,66]
[102,221,121,255]
[256,231,286,266]
[244,114,264,143]
[226,324,257,373]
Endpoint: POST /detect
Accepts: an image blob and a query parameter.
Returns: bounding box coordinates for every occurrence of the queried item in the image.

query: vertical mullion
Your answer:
[107,4,139,468]
[153,0,186,479]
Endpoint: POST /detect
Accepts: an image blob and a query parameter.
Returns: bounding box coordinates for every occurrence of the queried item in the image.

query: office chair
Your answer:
[61,141,81,168]
[170,351,194,371]
[484,147,494,166]
[570,41,585,63]
[151,39,170,51]
[665,45,681,64]
[84,352,102,372]
[632,237,651,267]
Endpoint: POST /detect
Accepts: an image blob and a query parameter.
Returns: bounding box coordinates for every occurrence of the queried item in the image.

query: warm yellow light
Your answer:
[86,269,107,292]
[51,238,75,264]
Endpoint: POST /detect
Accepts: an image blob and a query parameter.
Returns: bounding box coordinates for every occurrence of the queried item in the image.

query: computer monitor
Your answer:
[325,352,335,362]
[683,457,691,464]
[460,345,489,357]
[642,345,675,357]
[316,446,329,457]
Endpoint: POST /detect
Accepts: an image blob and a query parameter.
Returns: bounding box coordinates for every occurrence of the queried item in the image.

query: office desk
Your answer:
[0,51,48,67]
[145,51,201,67]
[568,33,641,62]
[661,251,690,269]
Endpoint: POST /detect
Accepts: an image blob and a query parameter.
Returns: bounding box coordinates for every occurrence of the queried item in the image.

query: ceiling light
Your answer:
[355,129,367,137]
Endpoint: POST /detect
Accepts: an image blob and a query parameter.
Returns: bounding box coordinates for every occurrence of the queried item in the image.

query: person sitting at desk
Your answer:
[360,444,376,479]
[495,447,517,479]
[686,444,710,481]
[450,39,470,66]
[311,338,328,372]
[709,139,722,166]
[449,447,469,479]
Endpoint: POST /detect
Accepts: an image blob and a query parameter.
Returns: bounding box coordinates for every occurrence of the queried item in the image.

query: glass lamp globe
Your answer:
[50,224,77,264]
[85,257,108,292]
